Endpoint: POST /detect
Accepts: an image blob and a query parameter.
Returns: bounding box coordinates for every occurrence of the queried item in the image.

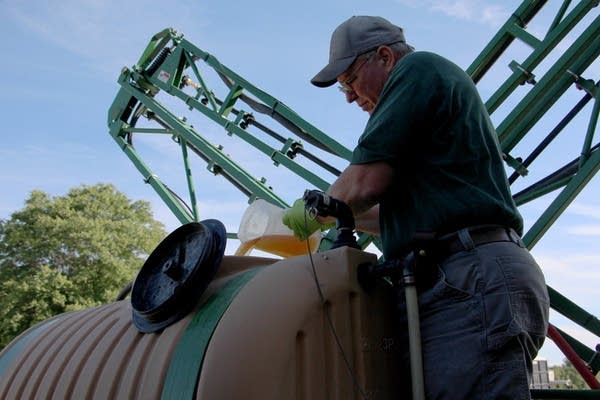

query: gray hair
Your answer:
[388,41,414,57]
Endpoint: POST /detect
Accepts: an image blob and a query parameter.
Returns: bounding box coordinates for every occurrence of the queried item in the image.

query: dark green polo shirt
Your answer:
[351,51,522,259]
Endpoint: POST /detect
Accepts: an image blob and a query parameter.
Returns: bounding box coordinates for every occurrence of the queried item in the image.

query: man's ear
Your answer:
[377,46,396,72]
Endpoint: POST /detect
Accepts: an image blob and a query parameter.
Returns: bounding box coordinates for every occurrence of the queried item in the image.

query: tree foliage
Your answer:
[552,358,600,389]
[0,184,166,348]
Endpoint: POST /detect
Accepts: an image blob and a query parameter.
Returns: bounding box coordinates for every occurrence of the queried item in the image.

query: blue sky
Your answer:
[1,0,598,367]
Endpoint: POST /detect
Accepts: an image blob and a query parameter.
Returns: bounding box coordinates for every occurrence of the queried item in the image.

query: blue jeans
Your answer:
[395,234,550,399]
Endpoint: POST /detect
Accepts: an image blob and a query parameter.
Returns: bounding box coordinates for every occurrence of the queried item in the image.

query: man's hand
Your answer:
[282,199,333,240]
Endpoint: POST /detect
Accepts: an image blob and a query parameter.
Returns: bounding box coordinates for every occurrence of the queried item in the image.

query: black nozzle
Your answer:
[302,189,360,250]
[303,190,355,230]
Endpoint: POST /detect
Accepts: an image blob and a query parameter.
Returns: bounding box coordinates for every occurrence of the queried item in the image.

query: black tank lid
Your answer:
[131,219,227,333]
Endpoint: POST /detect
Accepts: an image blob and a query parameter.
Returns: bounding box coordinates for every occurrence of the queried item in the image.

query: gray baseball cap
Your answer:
[311,16,409,88]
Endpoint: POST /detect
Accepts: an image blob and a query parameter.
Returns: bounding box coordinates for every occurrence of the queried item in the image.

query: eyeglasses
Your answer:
[338,51,376,94]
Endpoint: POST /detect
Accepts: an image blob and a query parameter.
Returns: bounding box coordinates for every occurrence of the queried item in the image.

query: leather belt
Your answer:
[433,225,521,260]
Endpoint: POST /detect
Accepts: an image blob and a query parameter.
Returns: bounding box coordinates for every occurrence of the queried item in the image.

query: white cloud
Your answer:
[535,252,600,276]
[553,203,600,236]
[533,252,600,318]
[395,0,510,27]
[430,1,474,19]
[565,225,600,236]
[568,203,600,220]
[479,4,507,27]
[4,0,209,79]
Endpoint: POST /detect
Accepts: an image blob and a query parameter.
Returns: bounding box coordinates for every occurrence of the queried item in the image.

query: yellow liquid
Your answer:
[235,234,320,258]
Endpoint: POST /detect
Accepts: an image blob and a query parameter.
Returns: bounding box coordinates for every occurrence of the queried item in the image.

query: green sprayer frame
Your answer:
[108,0,600,395]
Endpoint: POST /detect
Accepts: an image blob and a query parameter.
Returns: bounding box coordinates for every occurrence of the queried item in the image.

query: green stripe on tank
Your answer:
[161,267,262,400]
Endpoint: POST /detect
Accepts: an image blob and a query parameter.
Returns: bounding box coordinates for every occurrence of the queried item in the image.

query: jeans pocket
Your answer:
[429,252,481,303]
[485,254,549,355]
[419,260,483,337]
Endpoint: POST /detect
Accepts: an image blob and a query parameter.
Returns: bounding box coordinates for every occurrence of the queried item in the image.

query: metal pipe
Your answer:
[403,262,425,400]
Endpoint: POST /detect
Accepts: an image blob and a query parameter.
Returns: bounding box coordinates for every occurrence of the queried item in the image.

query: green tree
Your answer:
[552,358,599,389]
[0,184,166,348]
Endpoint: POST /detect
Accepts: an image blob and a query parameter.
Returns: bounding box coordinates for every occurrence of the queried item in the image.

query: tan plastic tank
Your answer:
[0,247,401,399]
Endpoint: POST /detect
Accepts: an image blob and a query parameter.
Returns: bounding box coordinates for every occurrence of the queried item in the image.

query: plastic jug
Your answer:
[235,199,321,258]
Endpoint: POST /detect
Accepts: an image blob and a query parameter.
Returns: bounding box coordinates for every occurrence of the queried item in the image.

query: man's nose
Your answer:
[345,90,358,103]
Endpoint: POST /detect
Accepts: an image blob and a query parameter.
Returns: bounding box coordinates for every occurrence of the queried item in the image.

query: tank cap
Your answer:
[131,219,227,333]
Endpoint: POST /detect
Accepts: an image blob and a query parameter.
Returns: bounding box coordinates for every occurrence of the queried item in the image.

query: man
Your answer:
[283,16,549,399]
